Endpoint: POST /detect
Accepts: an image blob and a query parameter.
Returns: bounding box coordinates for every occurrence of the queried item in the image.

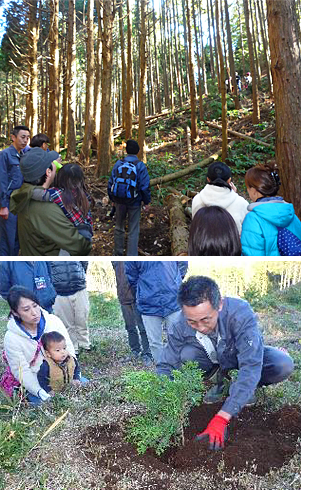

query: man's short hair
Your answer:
[30,133,50,148]
[178,276,221,309]
[11,125,30,136]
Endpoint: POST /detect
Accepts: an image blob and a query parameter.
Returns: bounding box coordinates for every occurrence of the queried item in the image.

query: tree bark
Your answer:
[215,0,228,159]
[224,0,240,109]
[165,193,189,256]
[97,0,116,177]
[266,0,301,218]
[243,0,260,123]
[67,0,77,158]
[186,0,198,142]
[138,0,147,162]
[28,0,39,135]
[80,0,95,164]
[125,0,133,139]
[47,0,60,152]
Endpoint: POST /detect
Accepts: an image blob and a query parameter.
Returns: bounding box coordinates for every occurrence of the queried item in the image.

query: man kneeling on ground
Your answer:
[156,275,294,450]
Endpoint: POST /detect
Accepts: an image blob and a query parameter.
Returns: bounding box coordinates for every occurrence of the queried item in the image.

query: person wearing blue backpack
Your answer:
[241,163,301,256]
[108,140,151,255]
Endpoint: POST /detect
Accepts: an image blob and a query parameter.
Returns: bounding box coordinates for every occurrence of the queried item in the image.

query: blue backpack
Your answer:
[277,227,301,256]
[111,159,139,203]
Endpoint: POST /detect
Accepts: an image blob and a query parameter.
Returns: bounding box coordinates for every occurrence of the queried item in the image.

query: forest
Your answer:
[0,0,301,255]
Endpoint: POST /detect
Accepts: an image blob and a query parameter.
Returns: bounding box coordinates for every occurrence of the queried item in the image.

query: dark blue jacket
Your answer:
[107,155,151,207]
[157,297,264,417]
[0,145,24,208]
[0,261,56,312]
[49,261,88,296]
[125,261,188,317]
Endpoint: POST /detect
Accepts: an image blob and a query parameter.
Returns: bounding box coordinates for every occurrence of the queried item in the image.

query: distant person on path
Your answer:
[0,125,30,255]
[188,206,242,256]
[50,261,90,356]
[0,261,56,313]
[112,261,152,367]
[192,161,248,234]
[125,261,188,363]
[244,72,252,89]
[37,331,81,395]
[157,275,294,450]
[9,148,91,256]
[108,140,151,255]
[1,286,76,404]
[241,163,301,256]
[31,163,93,242]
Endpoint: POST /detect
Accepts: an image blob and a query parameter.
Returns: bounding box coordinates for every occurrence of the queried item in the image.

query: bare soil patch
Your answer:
[81,402,300,490]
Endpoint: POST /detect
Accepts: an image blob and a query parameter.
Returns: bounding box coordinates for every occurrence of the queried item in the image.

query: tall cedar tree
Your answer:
[243,0,260,123]
[138,0,147,162]
[215,0,227,159]
[186,0,198,142]
[67,0,77,158]
[47,0,60,151]
[80,0,95,164]
[27,0,39,135]
[267,0,301,218]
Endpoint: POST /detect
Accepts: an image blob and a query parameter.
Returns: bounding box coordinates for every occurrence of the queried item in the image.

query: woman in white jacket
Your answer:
[192,162,249,234]
[2,285,75,405]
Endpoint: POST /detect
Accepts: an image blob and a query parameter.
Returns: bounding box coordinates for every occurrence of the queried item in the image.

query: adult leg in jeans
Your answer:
[259,346,294,386]
[141,315,164,363]
[121,303,141,355]
[114,203,128,255]
[126,205,141,256]
[133,304,150,356]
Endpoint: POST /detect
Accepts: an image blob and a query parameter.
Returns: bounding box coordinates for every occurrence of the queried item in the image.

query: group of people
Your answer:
[0,261,294,450]
[0,126,300,257]
[0,126,92,256]
[189,160,301,255]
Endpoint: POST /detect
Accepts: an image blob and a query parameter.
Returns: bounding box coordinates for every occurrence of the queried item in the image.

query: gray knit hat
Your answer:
[20,147,59,183]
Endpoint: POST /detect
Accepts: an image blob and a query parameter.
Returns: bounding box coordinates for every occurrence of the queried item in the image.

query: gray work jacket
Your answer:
[156,297,264,417]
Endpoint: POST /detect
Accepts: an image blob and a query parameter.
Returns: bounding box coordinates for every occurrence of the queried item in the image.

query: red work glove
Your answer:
[196,414,229,450]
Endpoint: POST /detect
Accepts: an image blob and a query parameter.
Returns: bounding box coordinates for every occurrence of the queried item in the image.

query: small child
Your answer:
[37,331,81,395]
[31,163,93,241]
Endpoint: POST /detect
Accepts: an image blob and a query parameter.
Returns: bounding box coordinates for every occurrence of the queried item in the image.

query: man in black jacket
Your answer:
[157,275,294,450]
[49,261,90,355]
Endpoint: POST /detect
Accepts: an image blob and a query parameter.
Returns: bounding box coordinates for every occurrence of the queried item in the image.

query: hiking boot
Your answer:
[245,392,257,406]
[203,382,225,404]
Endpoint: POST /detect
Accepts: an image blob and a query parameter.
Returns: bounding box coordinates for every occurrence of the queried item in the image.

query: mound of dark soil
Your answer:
[81,403,300,489]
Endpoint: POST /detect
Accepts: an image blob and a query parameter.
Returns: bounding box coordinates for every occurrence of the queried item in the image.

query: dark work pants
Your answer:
[0,212,19,256]
[180,344,294,387]
[114,204,141,256]
[120,302,150,356]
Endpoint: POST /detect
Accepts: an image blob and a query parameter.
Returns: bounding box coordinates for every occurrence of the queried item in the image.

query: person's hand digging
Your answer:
[196,414,229,450]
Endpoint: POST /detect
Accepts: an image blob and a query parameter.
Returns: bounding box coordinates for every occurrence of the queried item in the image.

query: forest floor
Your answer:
[83,92,276,255]
[0,282,301,490]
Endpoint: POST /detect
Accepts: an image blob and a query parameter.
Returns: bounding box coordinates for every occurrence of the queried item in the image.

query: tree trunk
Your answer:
[243,0,260,123]
[28,0,39,135]
[266,0,301,218]
[138,0,147,162]
[224,0,240,109]
[97,0,116,177]
[257,0,272,94]
[237,0,246,77]
[67,0,77,158]
[94,1,102,149]
[152,2,161,113]
[215,0,227,159]
[119,0,126,129]
[192,0,204,120]
[165,194,189,256]
[186,0,198,142]
[80,0,95,164]
[47,0,60,151]
[125,0,133,139]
